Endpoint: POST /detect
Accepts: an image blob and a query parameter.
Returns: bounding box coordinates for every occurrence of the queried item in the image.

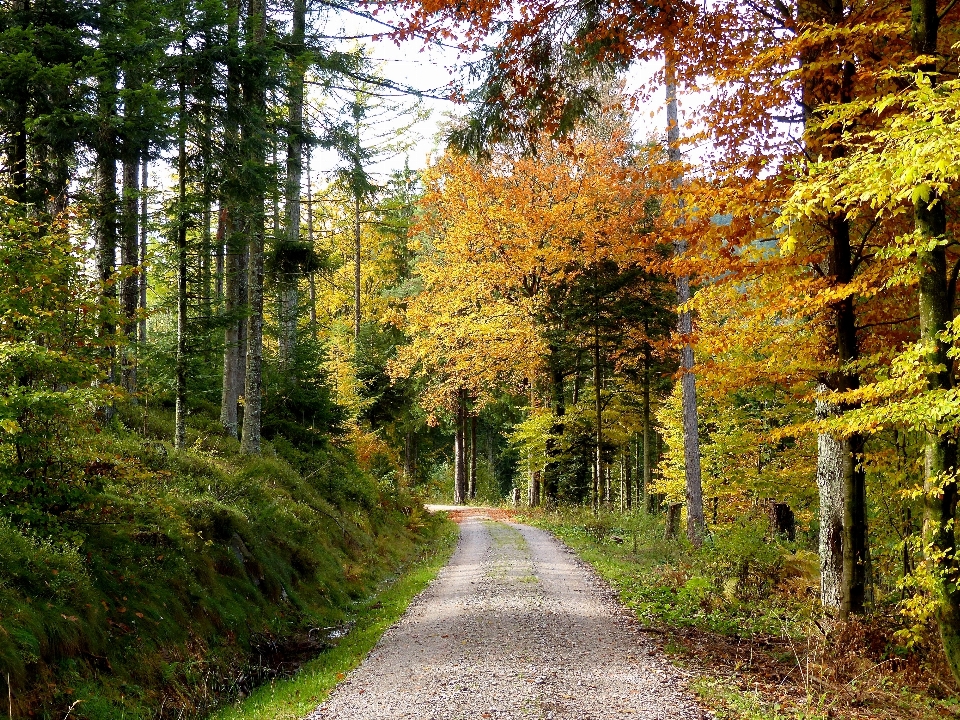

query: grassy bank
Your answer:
[208,517,458,720]
[522,507,960,720]
[0,405,448,720]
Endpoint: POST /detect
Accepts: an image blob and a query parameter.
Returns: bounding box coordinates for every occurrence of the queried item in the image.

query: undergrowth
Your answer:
[207,518,458,720]
[524,506,960,720]
[0,404,445,720]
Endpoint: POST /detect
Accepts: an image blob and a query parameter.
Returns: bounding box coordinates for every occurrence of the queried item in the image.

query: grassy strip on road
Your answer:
[207,517,459,720]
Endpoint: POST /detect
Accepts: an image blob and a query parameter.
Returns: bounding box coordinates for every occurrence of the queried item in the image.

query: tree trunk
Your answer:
[306,146,318,332]
[593,308,602,514]
[665,503,682,540]
[174,49,188,450]
[120,150,139,394]
[240,0,268,456]
[138,154,148,344]
[219,0,244,437]
[96,69,119,398]
[666,50,705,545]
[8,0,28,200]
[910,0,960,684]
[643,340,652,512]
[768,502,796,541]
[816,384,844,612]
[624,450,632,511]
[529,465,541,508]
[796,0,868,620]
[453,391,467,504]
[220,207,245,436]
[403,427,416,482]
[469,415,477,499]
[280,0,306,367]
[354,193,362,341]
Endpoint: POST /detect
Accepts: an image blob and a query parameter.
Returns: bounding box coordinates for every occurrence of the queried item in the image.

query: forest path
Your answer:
[306,512,704,720]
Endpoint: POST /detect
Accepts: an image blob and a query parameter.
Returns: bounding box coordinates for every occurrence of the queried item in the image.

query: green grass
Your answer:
[524,507,811,638]
[692,677,828,720]
[207,519,459,720]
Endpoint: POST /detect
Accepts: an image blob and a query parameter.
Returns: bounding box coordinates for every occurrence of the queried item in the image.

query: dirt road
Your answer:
[307,511,704,720]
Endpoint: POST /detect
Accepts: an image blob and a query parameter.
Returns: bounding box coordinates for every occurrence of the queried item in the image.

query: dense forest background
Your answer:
[7,0,960,716]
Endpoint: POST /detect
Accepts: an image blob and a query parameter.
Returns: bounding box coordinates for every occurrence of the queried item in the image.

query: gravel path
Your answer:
[306,513,704,720]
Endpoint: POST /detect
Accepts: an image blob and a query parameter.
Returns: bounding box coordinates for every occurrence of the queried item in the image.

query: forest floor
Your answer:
[307,510,704,719]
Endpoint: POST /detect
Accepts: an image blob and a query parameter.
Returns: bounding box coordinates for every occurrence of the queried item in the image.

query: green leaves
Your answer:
[0,202,111,527]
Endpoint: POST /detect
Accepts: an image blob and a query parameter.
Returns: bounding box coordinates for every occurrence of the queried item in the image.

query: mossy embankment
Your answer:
[0,405,449,720]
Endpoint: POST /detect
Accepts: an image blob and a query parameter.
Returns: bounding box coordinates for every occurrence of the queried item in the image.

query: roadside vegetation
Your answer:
[208,518,457,720]
[524,507,960,720]
[1,399,450,720]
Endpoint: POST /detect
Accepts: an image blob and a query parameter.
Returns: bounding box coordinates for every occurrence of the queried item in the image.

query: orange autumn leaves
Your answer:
[391,129,661,415]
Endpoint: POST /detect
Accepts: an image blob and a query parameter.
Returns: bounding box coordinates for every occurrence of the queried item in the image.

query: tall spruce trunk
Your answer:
[8,0,28,199]
[280,0,306,366]
[220,0,245,436]
[354,193,362,341]
[96,70,119,396]
[912,0,960,680]
[174,47,189,450]
[240,0,268,455]
[666,50,705,544]
[306,148,318,332]
[543,358,565,502]
[593,316,602,515]
[120,150,139,393]
[138,154,148,343]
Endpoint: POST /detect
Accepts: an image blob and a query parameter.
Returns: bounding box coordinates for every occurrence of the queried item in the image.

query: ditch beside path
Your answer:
[306,508,705,720]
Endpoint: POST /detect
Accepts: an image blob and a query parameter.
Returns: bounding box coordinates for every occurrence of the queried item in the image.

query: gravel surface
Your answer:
[306,513,704,720]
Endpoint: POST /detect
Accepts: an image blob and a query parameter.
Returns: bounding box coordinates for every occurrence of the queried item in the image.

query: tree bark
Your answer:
[174,46,188,450]
[623,450,632,511]
[816,383,844,612]
[453,390,467,504]
[120,148,139,393]
[593,314,602,515]
[643,340,652,512]
[665,503,682,540]
[910,0,960,684]
[403,427,417,482]
[240,0,268,456]
[280,0,306,367]
[8,0,28,200]
[666,50,705,545]
[796,0,868,620]
[219,0,244,437]
[138,154,148,344]
[306,147,317,333]
[96,68,119,397]
[469,415,477,499]
[354,192,362,341]
[529,465,541,508]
